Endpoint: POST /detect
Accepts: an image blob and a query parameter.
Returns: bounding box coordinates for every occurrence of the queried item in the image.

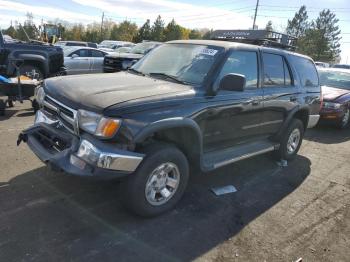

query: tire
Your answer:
[274,119,304,161]
[32,99,39,113]
[8,100,14,108]
[19,64,44,80]
[336,108,350,129]
[121,143,189,217]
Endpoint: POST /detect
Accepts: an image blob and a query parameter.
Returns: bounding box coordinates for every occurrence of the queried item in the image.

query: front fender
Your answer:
[134,117,203,147]
[7,53,48,76]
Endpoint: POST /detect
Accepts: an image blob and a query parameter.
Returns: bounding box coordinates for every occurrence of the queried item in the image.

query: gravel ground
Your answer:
[0,101,349,262]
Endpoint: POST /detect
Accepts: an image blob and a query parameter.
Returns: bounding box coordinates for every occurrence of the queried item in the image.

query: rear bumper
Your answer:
[18,111,144,179]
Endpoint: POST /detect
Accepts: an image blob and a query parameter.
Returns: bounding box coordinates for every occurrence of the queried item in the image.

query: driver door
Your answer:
[65,49,90,75]
[198,50,264,152]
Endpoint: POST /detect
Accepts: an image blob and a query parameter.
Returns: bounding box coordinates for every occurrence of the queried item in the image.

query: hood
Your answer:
[44,72,193,112]
[322,85,350,102]
[106,52,143,59]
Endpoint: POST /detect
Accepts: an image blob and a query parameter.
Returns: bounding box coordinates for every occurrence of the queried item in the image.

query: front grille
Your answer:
[42,95,78,134]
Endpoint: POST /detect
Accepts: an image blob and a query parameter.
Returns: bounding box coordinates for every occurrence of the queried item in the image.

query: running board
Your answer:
[203,141,279,170]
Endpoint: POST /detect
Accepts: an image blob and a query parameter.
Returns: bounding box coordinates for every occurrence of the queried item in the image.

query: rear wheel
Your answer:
[274,119,304,161]
[337,108,350,129]
[122,143,189,217]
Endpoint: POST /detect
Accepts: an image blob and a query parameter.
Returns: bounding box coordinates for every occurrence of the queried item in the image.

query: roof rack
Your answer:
[211,30,297,51]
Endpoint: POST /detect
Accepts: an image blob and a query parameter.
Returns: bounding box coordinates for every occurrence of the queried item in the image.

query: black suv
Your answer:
[18,36,321,216]
[0,32,65,79]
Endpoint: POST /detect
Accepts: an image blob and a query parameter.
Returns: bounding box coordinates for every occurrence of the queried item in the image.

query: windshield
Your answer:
[130,42,157,54]
[132,43,223,85]
[319,70,350,90]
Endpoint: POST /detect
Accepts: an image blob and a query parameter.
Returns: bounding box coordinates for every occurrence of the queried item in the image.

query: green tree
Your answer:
[134,19,151,42]
[164,19,183,41]
[189,29,202,39]
[112,20,138,42]
[312,9,341,61]
[202,29,213,40]
[286,5,309,38]
[3,25,17,38]
[151,15,165,41]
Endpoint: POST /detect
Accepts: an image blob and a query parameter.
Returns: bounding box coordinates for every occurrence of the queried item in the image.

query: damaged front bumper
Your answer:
[18,110,144,179]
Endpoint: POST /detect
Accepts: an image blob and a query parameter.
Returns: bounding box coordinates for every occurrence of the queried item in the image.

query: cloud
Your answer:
[71,0,254,29]
[0,0,99,23]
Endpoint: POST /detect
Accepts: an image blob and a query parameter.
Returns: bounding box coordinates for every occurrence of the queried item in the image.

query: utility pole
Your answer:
[252,0,259,30]
[100,12,104,41]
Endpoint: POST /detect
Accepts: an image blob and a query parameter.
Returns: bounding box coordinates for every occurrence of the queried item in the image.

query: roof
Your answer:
[166,39,312,60]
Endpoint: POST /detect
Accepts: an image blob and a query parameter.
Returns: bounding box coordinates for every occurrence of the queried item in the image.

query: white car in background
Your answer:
[63,46,108,75]
[98,40,135,52]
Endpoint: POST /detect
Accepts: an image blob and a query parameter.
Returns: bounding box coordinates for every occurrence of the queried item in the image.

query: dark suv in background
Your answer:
[19,30,321,217]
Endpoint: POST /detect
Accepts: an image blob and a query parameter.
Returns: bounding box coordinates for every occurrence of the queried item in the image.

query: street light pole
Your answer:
[252,0,259,30]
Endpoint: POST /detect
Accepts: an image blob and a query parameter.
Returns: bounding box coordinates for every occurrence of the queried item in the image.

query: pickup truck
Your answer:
[0,31,65,79]
[18,39,321,217]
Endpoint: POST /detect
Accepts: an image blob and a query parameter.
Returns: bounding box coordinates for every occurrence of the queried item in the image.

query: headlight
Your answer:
[36,86,45,105]
[323,102,342,109]
[78,109,121,138]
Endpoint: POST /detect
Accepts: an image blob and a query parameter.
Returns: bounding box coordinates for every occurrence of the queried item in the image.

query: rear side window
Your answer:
[218,51,258,88]
[263,53,292,86]
[291,56,319,87]
[91,50,105,57]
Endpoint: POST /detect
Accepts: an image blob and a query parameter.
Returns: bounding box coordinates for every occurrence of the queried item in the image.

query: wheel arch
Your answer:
[134,118,203,169]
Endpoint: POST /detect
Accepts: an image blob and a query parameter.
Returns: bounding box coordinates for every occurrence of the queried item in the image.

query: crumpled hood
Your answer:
[322,85,350,101]
[44,72,193,112]
[106,52,143,59]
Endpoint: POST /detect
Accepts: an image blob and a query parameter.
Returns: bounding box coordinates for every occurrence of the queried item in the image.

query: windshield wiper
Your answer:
[148,72,188,84]
[128,68,145,76]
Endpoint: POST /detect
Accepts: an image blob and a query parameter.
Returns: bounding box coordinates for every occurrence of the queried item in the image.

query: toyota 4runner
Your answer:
[18,34,321,216]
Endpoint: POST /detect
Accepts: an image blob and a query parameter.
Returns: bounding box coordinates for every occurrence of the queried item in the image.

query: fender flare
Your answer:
[134,117,203,152]
[275,106,310,140]
[7,53,48,76]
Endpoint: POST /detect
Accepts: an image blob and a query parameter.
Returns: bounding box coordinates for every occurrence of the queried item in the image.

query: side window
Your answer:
[91,50,104,57]
[218,51,258,88]
[263,53,292,86]
[71,49,89,57]
[291,56,319,87]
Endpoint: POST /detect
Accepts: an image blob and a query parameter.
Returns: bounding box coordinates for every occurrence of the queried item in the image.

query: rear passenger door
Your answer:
[89,50,105,73]
[261,52,299,135]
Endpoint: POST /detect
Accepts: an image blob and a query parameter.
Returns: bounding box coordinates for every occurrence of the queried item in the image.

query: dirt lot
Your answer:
[0,101,349,262]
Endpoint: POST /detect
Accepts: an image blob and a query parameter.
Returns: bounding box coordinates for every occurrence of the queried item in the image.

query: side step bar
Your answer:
[202,141,279,171]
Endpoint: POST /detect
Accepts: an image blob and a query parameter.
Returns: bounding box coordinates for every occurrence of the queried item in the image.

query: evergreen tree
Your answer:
[189,29,202,39]
[286,5,309,38]
[313,9,341,61]
[134,19,151,42]
[151,15,165,41]
[164,19,182,41]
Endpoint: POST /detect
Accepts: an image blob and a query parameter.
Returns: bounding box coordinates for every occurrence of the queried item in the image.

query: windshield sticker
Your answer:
[200,48,218,56]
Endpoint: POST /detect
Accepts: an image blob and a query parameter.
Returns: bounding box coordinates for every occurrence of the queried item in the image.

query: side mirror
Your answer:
[71,54,78,59]
[219,73,246,92]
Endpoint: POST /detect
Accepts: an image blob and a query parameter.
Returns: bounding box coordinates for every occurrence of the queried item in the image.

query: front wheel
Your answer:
[274,119,304,161]
[337,108,350,129]
[121,144,189,217]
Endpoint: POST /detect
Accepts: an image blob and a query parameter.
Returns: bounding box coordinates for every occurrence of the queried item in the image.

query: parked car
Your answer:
[19,38,321,217]
[315,61,329,68]
[332,64,350,70]
[63,47,107,75]
[98,40,135,52]
[0,31,65,79]
[55,41,98,48]
[103,41,161,72]
[318,68,350,128]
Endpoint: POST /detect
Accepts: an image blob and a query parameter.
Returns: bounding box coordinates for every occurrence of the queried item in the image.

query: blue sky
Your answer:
[1,0,349,62]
